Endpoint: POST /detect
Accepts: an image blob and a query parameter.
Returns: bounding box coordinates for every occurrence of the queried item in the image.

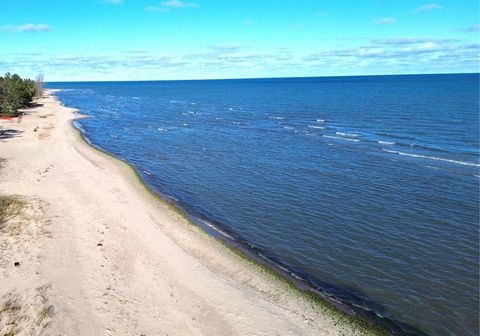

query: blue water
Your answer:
[48,74,479,336]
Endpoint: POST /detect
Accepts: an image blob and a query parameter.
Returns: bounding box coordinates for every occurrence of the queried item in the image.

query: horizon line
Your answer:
[45,72,479,83]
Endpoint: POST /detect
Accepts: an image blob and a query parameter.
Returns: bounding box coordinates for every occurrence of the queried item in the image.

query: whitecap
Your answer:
[425,165,440,170]
[308,125,326,129]
[382,148,480,167]
[378,141,395,145]
[323,135,360,142]
[336,131,361,137]
[316,119,325,123]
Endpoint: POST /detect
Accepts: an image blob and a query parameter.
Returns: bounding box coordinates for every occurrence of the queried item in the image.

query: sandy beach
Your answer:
[0,91,384,336]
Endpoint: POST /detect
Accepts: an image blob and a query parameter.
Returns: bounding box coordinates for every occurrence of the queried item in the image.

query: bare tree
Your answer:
[35,73,44,98]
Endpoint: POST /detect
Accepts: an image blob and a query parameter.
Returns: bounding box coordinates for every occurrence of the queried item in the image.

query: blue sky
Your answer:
[0,0,478,81]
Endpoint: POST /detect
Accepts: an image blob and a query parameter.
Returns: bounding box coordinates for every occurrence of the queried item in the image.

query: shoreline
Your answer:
[1,90,387,335]
[66,97,428,336]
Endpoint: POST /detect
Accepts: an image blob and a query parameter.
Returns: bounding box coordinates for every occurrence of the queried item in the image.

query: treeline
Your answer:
[0,73,44,116]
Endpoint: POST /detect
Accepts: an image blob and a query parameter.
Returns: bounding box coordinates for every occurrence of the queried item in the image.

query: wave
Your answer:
[316,119,325,123]
[382,149,480,167]
[182,111,202,116]
[52,88,75,92]
[196,218,234,240]
[258,253,304,280]
[378,141,395,145]
[336,132,361,137]
[323,135,361,142]
[268,116,285,120]
[308,125,326,129]
[73,120,86,133]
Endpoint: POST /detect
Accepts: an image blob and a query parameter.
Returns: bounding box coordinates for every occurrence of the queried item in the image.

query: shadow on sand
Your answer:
[26,102,44,108]
[0,129,23,141]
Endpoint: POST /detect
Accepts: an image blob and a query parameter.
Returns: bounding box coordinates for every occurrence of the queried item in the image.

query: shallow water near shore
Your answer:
[48,74,479,336]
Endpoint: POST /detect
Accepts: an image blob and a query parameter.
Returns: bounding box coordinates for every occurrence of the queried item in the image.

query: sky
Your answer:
[0,0,479,81]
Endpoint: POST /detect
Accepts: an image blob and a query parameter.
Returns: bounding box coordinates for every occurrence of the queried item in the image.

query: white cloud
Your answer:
[414,3,442,14]
[161,0,199,8]
[145,6,170,13]
[146,0,199,13]
[374,18,396,25]
[0,23,51,33]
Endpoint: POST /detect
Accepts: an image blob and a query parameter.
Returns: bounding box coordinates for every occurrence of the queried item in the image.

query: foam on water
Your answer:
[336,131,361,137]
[382,148,480,167]
[196,218,234,240]
[323,135,361,142]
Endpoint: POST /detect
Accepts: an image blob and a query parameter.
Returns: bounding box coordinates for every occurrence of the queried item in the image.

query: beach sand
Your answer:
[0,91,384,336]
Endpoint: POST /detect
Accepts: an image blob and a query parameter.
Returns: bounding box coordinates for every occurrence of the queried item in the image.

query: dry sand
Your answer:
[0,92,385,336]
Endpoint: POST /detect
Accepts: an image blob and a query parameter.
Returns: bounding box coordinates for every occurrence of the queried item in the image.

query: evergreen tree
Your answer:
[0,73,38,116]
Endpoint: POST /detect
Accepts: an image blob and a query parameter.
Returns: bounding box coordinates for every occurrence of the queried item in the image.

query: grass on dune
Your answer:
[0,195,25,229]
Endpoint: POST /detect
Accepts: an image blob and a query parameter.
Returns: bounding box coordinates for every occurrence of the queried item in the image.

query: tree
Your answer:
[0,76,4,106]
[35,73,44,98]
[0,73,37,116]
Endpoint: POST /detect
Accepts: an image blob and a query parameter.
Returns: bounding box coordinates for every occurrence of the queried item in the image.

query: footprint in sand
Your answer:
[36,165,54,179]
[37,124,54,139]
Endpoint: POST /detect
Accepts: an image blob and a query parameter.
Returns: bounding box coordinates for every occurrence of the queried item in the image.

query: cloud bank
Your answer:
[2,37,478,81]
